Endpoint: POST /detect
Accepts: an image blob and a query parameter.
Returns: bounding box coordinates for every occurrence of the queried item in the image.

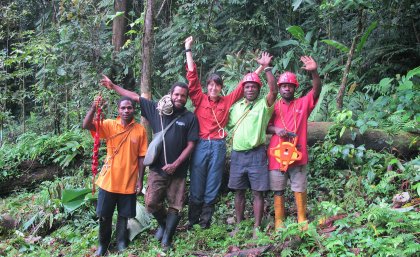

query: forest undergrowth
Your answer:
[0,126,418,257]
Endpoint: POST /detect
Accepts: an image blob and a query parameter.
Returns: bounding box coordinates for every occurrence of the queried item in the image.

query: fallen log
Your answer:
[306,122,419,159]
[0,160,63,195]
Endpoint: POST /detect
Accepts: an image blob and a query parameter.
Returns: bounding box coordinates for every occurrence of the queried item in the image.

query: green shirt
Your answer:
[228,97,274,151]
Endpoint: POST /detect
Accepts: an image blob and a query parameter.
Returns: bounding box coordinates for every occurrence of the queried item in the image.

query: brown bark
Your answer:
[112,0,128,52]
[307,122,419,158]
[336,8,364,110]
[140,0,154,100]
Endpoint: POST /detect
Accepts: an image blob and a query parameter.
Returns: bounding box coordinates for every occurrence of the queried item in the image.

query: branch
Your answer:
[156,0,167,19]
[336,8,364,110]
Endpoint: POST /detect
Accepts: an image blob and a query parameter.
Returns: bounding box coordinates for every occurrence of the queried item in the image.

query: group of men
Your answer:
[83,45,321,256]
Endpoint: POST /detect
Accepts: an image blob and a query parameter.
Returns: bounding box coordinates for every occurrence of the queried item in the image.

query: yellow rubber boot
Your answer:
[273,195,285,230]
[294,191,308,231]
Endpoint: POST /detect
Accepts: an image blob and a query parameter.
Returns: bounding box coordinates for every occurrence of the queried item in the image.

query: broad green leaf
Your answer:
[292,0,303,11]
[62,188,91,203]
[286,26,305,42]
[397,80,413,91]
[321,39,349,53]
[366,121,378,127]
[282,50,294,69]
[339,126,346,138]
[273,40,299,48]
[405,66,420,80]
[23,213,38,231]
[357,21,377,53]
[61,188,91,213]
[359,124,367,134]
[62,199,86,213]
[379,77,393,93]
[305,30,313,44]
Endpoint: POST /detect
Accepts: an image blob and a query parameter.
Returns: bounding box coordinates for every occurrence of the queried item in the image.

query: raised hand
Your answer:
[300,56,317,72]
[185,36,193,50]
[256,52,273,68]
[100,74,114,90]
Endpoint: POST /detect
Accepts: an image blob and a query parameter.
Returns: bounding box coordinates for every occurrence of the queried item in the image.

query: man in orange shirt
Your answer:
[83,96,148,256]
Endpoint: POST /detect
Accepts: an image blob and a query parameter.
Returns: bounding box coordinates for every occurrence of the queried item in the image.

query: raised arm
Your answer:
[257,52,277,106]
[82,97,102,131]
[300,56,321,100]
[100,74,141,103]
[185,36,194,72]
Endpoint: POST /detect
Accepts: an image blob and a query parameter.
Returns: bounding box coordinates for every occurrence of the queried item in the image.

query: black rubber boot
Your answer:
[188,201,203,229]
[95,217,112,256]
[199,203,214,229]
[152,209,167,241]
[116,216,128,252]
[161,212,180,251]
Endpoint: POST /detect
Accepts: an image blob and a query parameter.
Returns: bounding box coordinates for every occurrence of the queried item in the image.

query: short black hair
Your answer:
[170,82,189,96]
[206,73,224,88]
[117,96,136,109]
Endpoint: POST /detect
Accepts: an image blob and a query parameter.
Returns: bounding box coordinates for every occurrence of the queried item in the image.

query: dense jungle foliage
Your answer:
[1,0,419,256]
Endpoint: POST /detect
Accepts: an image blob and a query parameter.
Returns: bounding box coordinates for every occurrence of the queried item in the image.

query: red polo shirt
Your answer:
[186,63,243,139]
[268,90,317,170]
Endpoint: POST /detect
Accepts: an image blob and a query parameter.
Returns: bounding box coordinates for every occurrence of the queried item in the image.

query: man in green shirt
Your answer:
[227,53,277,238]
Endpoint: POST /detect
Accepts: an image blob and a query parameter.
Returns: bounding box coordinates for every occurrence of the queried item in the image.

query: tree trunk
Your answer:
[138,0,154,140]
[306,122,419,159]
[140,0,154,100]
[112,0,128,52]
[336,8,364,110]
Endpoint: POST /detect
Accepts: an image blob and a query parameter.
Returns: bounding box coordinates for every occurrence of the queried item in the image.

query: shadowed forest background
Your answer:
[0,0,419,256]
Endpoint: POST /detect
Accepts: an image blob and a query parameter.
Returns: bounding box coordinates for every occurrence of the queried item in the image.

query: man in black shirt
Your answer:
[100,76,199,251]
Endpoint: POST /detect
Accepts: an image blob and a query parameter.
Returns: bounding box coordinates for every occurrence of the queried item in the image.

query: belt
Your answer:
[234,144,265,153]
[200,136,226,141]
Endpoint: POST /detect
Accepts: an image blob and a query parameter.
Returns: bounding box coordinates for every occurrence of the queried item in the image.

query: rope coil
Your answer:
[156,95,173,165]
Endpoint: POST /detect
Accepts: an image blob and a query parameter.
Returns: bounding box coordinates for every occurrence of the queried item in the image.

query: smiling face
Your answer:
[171,86,188,109]
[207,80,222,100]
[243,82,260,102]
[279,83,296,102]
[118,100,135,125]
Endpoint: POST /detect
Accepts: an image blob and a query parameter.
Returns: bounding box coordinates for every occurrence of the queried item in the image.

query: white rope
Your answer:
[156,95,173,165]
[156,94,173,116]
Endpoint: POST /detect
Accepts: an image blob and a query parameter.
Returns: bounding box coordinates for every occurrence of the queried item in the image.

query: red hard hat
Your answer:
[277,71,299,88]
[241,72,262,87]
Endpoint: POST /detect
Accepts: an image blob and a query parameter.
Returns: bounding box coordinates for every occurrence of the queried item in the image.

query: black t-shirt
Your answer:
[139,97,199,177]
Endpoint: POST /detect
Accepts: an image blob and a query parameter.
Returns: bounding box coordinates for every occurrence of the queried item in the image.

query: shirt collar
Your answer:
[116,116,135,127]
[280,98,295,105]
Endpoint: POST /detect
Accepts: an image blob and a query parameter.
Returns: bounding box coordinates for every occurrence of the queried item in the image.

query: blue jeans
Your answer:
[189,138,226,205]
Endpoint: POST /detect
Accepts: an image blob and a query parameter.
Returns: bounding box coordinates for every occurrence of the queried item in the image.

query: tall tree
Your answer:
[112,0,128,52]
[140,0,154,99]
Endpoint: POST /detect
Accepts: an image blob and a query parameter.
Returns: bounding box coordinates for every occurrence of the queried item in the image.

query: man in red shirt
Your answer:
[184,36,268,229]
[267,56,321,231]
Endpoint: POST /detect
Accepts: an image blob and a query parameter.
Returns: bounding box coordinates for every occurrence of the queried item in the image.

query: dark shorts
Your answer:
[145,170,186,213]
[96,188,137,218]
[228,145,269,191]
